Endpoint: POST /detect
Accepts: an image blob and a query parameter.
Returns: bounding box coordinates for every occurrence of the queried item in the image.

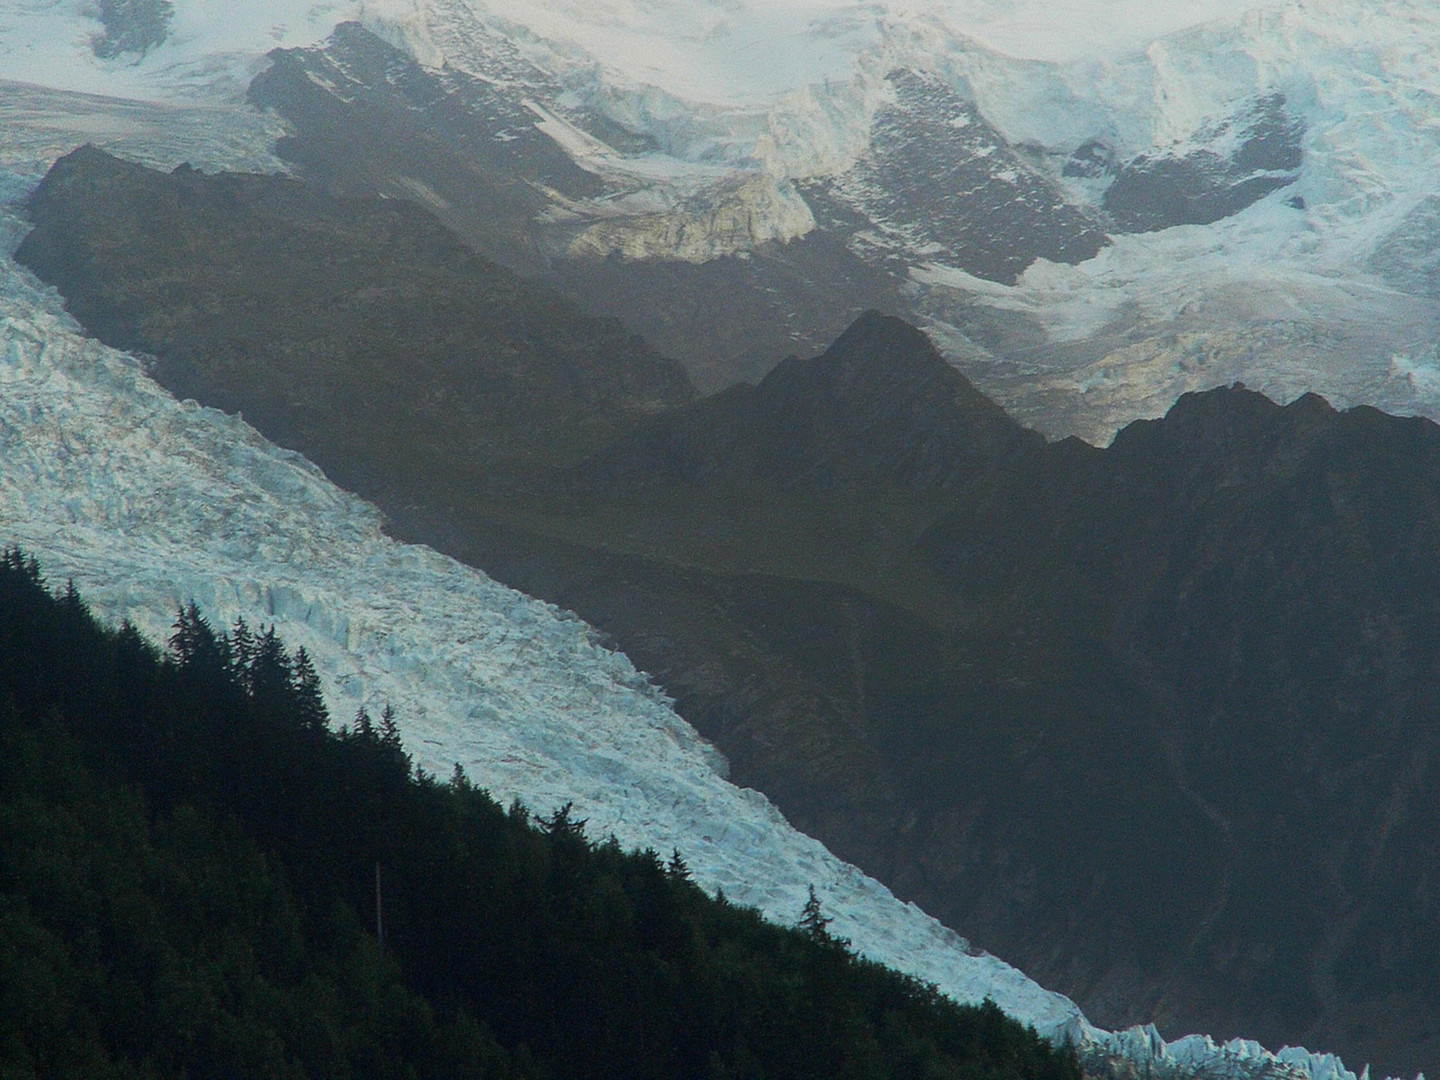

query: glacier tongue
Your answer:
[0,167,1416,1080]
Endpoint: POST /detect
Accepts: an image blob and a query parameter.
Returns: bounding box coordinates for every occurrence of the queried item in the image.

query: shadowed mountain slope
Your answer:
[15,145,693,483]
[583,312,1039,490]
[16,147,1440,1077]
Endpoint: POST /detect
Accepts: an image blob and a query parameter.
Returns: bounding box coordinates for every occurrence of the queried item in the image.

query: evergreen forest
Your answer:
[0,549,1081,1080]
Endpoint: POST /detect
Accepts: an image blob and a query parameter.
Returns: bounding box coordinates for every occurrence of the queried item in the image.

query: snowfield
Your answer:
[6,1,1440,437]
[0,0,1285,104]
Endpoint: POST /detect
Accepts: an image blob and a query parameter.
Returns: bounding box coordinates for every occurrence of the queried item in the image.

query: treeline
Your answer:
[0,550,1080,1080]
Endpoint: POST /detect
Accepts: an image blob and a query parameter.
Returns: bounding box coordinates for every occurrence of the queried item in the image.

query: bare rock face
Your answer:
[822,69,1110,284]
[1101,93,1305,233]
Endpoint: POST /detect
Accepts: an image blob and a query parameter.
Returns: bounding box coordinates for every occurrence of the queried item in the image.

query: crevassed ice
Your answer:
[0,173,1414,1080]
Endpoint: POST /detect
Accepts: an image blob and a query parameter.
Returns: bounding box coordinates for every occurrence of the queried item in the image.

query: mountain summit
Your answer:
[585,310,1039,489]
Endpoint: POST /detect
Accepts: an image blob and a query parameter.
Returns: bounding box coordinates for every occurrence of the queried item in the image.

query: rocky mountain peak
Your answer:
[747,310,1041,486]
[585,311,1042,491]
[1108,383,1348,490]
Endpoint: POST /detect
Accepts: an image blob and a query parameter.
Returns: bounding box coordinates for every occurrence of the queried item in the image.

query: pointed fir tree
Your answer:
[290,647,328,733]
[379,704,399,741]
[799,885,849,951]
[229,616,255,694]
[799,885,830,940]
[450,762,471,791]
[168,602,231,678]
[353,706,375,740]
[541,802,588,840]
[666,848,692,882]
[248,626,292,714]
[60,579,84,615]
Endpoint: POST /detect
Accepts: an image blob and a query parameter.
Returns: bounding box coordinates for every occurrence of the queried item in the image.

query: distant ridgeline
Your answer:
[0,550,1079,1080]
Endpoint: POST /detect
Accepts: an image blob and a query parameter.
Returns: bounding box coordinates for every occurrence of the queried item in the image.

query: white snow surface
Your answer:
[943,0,1440,347]
[0,153,1416,1080]
[0,0,363,101]
[0,0,1276,105]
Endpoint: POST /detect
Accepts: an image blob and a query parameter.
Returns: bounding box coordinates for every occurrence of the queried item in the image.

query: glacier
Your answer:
[0,160,1097,1051]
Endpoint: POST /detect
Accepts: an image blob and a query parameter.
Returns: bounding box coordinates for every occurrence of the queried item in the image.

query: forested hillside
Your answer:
[0,550,1078,1080]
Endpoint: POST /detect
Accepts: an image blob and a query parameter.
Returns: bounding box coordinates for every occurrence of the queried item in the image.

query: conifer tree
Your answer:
[354,705,375,739]
[249,626,292,714]
[291,647,328,732]
[230,616,255,691]
[168,602,231,678]
[379,703,401,747]
[799,885,848,950]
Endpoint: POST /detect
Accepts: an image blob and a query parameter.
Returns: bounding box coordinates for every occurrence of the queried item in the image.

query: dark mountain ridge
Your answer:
[583,312,1040,490]
[15,146,1440,1077]
[15,145,693,482]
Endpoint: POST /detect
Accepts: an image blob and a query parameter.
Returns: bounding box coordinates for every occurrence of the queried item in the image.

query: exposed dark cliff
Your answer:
[1099,93,1305,232]
[820,69,1110,284]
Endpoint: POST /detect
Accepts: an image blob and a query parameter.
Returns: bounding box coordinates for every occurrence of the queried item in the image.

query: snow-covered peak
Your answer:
[924,0,1440,375]
[375,0,1300,104]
